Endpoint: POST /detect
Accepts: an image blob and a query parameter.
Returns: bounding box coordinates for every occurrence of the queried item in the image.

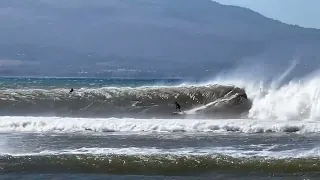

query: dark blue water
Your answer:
[0,173,314,180]
[0,77,189,89]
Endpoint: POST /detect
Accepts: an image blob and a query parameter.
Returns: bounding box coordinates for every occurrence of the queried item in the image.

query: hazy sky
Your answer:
[214,0,320,29]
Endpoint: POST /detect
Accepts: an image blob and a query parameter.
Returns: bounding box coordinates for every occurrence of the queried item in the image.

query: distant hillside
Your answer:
[0,0,319,78]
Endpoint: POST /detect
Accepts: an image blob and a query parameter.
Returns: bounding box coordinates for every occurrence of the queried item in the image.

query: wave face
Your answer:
[0,85,251,118]
[3,154,320,175]
[2,147,320,175]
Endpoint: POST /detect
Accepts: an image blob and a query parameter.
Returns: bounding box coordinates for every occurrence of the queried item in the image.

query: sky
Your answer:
[214,0,320,29]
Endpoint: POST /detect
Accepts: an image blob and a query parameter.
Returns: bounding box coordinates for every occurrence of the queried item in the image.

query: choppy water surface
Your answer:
[0,77,319,179]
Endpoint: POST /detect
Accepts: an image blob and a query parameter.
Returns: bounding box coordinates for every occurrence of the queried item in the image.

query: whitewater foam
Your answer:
[199,64,320,121]
[0,116,319,134]
[247,76,320,121]
[3,145,320,159]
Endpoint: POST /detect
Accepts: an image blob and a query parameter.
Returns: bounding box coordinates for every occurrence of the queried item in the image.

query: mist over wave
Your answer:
[202,60,320,121]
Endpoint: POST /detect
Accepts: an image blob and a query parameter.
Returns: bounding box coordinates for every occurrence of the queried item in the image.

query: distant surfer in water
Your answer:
[69,88,74,93]
[175,102,181,112]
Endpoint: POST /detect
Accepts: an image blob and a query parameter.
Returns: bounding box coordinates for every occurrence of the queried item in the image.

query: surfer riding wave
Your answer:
[175,102,181,112]
[0,85,251,118]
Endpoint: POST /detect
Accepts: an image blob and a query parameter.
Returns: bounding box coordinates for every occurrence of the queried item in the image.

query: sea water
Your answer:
[0,77,319,180]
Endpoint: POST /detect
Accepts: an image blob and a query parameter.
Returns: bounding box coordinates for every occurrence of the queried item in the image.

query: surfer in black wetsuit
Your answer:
[175,102,181,112]
[69,88,74,93]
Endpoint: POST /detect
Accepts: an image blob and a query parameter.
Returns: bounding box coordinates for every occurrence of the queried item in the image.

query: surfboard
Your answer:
[172,111,184,115]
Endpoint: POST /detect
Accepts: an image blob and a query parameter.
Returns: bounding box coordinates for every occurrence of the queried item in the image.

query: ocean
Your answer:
[0,76,319,180]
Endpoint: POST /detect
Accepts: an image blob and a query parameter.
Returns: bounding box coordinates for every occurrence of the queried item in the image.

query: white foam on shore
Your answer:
[3,145,320,159]
[0,116,319,134]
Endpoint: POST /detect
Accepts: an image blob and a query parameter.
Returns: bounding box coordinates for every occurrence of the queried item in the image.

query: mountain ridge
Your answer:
[0,0,319,78]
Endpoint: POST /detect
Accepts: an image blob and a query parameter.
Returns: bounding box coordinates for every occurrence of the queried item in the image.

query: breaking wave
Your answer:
[0,85,251,118]
[247,75,320,121]
[1,63,320,121]
[202,65,320,121]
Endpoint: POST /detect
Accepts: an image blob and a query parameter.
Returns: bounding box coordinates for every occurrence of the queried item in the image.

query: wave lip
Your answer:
[0,116,319,134]
[0,85,251,118]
